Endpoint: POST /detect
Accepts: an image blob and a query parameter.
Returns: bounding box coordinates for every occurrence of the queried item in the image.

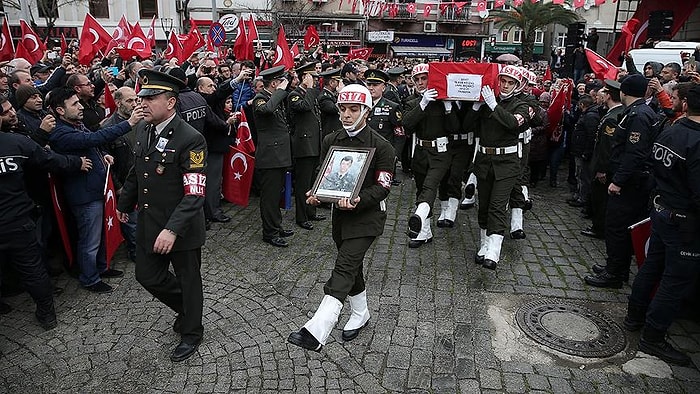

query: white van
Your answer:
[625,41,698,72]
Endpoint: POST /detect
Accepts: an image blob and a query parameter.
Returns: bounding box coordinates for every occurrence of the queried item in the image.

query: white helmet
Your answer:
[412,63,429,78]
[498,65,525,98]
[336,84,373,109]
[523,69,538,85]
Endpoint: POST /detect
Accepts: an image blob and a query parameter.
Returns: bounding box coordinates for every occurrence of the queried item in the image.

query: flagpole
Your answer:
[104,163,111,195]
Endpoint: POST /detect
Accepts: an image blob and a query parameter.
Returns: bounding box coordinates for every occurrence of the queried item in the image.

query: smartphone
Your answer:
[107,66,119,76]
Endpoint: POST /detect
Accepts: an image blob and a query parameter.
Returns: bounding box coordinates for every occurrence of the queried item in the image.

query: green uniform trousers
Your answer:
[509,143,530,209]
[258,167,286,239]
[412,146,451,209]
[477,165,519,235]
[323,234,375,303]
[293,157,318,224]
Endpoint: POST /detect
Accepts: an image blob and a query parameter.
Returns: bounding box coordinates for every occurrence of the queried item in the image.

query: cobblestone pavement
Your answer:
[1,169,699,393]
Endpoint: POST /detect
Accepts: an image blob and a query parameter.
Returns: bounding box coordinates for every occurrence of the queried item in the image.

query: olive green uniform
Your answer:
[318,87,342,136]
[288,86,322,224]
[464,96,530,235]
[252,88,293,240]
[320,126,395,301]
[439,103,477,202]
[118,115,208,345]
[509,93,540,210]
[366,97,404,156]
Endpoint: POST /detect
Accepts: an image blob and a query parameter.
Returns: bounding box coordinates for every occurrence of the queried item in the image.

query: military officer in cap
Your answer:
[252,65,295,247]
[318,68,344,136]
[365,69,405,186]
[116,69,208,362]
[384,67,405,109]
[288,62,326,230]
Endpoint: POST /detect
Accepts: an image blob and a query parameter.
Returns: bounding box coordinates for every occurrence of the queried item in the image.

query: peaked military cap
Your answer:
[259,65,287,81]
[604,78,621,91]
[137,69,187,97]
[320,68,342,80]
[365,69,388,84]
[387,67,406,77]
[295,62,319,76]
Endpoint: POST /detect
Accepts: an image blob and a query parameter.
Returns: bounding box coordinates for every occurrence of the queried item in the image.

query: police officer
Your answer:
[116,69,208,362]
[365,69,404,185]
[582,80,625,240]
[463,65,530,270]
[252,66,294,247]
[288,84,395,351]
[585,74,656,288]
[0,96,91,330]
[404,64,460,248]
[288,62,325,230]
[318,68,343,136]
[622,84,700,366]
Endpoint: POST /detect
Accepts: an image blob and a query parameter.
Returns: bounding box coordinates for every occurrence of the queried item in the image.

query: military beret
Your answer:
[365,69,388,84]
[259,65,287,81]
[137,69,186,97]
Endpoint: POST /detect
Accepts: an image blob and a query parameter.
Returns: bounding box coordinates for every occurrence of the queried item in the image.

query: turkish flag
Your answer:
[620,18,641,55]
[235,111,255,154]
[427,62,500,100]
[146,15,157,48]
[513,0,523,6]
[629,217,651,267]
[163,31,183,61]
[573,0,585,8]
[120,22,152,60]
[0,17,15,62]
[585,48,619,81]
[389,4,399,17]
[543,65,552,81]
[290,42,300,58]
[103,167,123,266]
[546,80,572,138]
[60,33,67,56]
[20,20,47,64]
[15,40,35,64]
[233,24,248,60]
[347,47,373,60]
[222,146,255,207]
[495,0,506,6]
[406,2,416,13]
[246,15,258,60]
[552,0,565,4]
[113,15,132,45]
[475,1,487,12]
[595,0,606,5]
[78,14,111,65]
[273,25,294,69]
[103,85,116,117]
[304,25,321,50]
[48,174,74,266]
[423,3,433,17]
[181,19,206,61]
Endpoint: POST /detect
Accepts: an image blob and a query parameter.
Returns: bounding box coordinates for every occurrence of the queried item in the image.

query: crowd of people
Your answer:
[1,42,699,364]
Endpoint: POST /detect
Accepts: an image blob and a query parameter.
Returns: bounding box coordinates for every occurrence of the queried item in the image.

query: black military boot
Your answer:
[639,326,690,366]
[623,303,646,332]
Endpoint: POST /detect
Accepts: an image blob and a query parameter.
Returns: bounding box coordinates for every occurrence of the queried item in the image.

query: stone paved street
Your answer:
[2,168,699,393]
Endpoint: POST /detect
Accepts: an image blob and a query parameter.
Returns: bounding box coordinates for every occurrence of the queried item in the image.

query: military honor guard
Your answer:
[251,66,295,247]
[288,84,395,351]
[116,69,208,362]
[463,65,530,270]
[288,62,326,230]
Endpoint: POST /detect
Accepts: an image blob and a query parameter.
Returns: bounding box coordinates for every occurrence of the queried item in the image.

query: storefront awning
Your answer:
[391,46,452,57]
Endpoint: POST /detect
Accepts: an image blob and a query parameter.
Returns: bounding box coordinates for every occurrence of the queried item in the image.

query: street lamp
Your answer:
[160,17,174,38]
[321,22,333,51]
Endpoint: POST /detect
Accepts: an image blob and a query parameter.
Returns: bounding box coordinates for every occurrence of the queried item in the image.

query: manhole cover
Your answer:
[515,299,626,358]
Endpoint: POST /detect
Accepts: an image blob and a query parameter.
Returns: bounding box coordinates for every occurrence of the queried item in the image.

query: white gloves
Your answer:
[482,86,497,111]
[419,88,438,111]
[443,100,453,113]
[472,102,484,111]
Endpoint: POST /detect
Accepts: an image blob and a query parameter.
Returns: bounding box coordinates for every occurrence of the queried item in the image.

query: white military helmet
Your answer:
[336,84,373,110]
[498,65,525,98]
[412,63,429,77]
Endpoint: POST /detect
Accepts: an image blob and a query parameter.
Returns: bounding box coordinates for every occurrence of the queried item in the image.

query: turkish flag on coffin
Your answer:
[103,168,123,267]
[223,146,255,207]
[427,62,501,100]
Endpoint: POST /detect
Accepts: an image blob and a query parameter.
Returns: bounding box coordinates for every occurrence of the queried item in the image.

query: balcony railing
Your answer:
[373,2,478,23]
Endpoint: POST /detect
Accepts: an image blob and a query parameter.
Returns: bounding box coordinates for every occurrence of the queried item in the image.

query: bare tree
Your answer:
[3,0,87,38]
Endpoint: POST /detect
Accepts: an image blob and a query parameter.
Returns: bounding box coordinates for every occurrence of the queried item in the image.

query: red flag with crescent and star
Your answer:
[78,14,112,64]
[273,25,294,70]
[347,47,373,60]
[19,19,47,64]
[103,86,116,117]
[233,24,248,60]
[235,111,255,154]
[304,25,321,50]
[223,146,255,207]
[48,174,74,266]
[60,33,67,56]
[0,17,15,62]
[103,167,123,266]
[630,217,651,267]
[163,31,183,61]
[585,48,618,81]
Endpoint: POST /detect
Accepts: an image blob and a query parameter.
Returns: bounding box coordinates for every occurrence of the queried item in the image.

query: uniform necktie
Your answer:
[147,124,155,147]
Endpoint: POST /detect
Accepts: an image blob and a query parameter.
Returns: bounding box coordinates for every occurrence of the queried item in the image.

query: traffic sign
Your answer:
[209,22,226,47]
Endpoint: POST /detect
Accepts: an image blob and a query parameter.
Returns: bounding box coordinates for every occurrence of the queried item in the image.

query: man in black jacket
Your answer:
[569,95,600,209]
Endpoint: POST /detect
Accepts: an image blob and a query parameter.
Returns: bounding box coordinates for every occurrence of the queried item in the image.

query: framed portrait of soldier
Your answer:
[312,146,375,203]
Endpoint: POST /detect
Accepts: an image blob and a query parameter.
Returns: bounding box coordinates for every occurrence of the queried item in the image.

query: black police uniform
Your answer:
[320,126,395,301]
[596,98,656,284]
[0,132,83,329]
[118,71,208,352]
[252,66,293,246]
[288,63,323,227]
[626,116,700,365]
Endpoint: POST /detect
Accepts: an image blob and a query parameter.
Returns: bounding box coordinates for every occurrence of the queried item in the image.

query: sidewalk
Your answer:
[1,173,698,393]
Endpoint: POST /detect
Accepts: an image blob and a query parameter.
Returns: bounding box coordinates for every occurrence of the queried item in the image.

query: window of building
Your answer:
[556,32,567,48]
[90,0,110,18]
[38,0,59,18]
[139,0,158,19]
[535,30,544,44]
[513,30,522,43]
[500,30,509,42]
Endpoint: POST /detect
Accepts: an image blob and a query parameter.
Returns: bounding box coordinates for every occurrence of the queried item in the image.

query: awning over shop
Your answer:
[391,46,452,57]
